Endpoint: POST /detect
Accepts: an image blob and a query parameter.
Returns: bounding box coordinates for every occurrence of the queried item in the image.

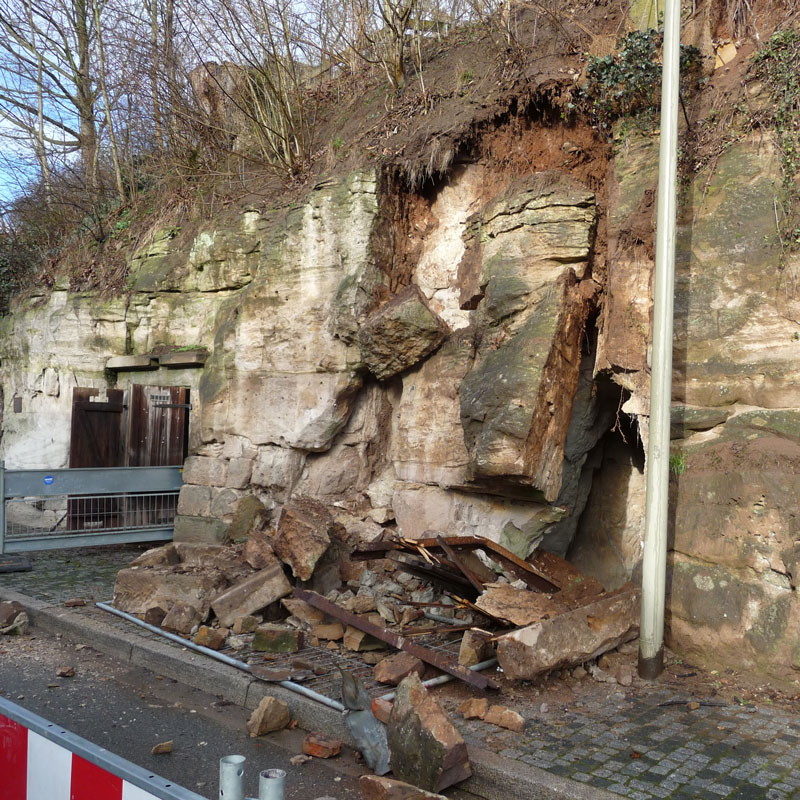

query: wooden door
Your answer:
[126,385,189,467]
[125,385,189,527]
[68,388,125,530]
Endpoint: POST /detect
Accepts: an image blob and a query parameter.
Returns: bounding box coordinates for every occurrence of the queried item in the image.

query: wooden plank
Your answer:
[294,589,500,691]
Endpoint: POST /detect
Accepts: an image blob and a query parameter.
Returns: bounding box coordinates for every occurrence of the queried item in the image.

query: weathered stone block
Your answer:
[456,697,487,720]
[388,673,471,792]
[176,485,212,517]
[210,488,242,520]
[211,564,292,627]
[357,285,449,380]
[173,515,228,544]
[252,624,303,653]
[183,456,227,487]
[497,584,640,680]
[458,629,494,667]
[226,495,269,544]
[226,457,254,489]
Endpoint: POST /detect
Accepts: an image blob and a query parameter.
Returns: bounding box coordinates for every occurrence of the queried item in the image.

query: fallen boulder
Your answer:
[356,285,449,381]
[496,583,641,679]
[388,673,471,792]
[161,602,202,635]
[247,696,290,736]
[211,563,292,628]
[273,496,337,581]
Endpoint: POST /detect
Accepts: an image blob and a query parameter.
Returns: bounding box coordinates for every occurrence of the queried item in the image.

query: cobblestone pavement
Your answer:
[3,545,800,799]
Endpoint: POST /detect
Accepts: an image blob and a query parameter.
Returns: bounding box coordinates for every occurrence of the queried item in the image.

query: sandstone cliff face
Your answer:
[1,115,799,680]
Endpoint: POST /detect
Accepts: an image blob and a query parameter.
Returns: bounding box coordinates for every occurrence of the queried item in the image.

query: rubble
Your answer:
[246,696,291,736]
[211,564,292,627]
[458,629,493,667]
[483,705,525,732]
[56,665,76,678]
[359,775,447,800]
[243,529,279,570]
[456,698,488,720]
[193,626,228,650]
[311,622,345,641]
[302,732,342,759]
[374,652,425,686]
[388,673,471,792]
[151,740,174,755]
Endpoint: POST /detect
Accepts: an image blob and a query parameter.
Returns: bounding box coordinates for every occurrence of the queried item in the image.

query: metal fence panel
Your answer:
[0,696,207,800]
[4,466,184,497]
[0,465,183,554]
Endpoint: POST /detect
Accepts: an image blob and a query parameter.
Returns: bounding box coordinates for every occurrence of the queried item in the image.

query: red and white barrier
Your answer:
[0,699,205,800]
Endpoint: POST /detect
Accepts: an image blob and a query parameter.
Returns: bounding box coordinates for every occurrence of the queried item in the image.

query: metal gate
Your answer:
[0,463,183,554]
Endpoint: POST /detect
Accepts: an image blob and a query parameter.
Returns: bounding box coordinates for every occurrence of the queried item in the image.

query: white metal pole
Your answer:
[638,0,681,680]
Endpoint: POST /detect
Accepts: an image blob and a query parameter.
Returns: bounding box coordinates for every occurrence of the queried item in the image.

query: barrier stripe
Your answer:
[0,698,206,800]
[0,713,27,800]
[71,754,123,800]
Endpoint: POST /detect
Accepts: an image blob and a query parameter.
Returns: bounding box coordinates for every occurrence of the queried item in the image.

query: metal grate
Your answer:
[218,630,465,701]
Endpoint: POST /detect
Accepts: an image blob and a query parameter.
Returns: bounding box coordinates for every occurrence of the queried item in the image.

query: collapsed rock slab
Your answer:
[113,567,227,618]
[246,696,290,736]
[243,529,279,570]
[474,584,560,627]
[456,698,488,720]
[359,775,447,800]
[225,494,269,543]
[211,563,292,628]
[388,673,471,792]
[273,496,336,581]
[496,583,641,680]
[356,285,449,381]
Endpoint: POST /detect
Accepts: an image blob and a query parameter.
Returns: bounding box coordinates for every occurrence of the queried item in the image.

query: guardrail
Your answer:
[0,464,183,554]
[0,695,206,800]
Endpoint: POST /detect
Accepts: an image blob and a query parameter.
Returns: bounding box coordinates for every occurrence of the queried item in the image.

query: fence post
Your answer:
[0,460,5,554]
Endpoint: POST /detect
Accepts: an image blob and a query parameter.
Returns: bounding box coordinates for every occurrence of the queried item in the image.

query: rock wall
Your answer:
[2,112,799,681]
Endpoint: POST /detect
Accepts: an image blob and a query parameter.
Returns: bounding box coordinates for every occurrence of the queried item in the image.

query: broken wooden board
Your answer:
[354,536,559,593]
[294,589,499,691]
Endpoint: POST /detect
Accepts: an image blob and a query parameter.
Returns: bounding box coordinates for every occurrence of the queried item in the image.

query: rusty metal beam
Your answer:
[293,588,500,691]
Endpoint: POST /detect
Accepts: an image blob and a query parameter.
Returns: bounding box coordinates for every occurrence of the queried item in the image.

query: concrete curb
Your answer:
[1,587,621,800]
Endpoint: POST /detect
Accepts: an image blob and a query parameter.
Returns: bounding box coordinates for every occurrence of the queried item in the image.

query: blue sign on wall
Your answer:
[43,475,54,486]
